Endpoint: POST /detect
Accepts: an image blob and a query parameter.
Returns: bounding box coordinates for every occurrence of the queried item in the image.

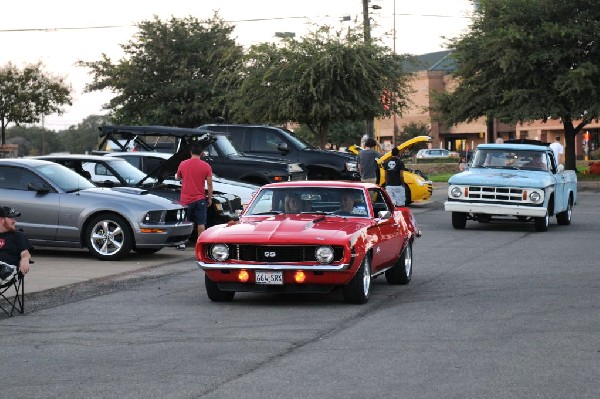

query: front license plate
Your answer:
[255,270,283,285]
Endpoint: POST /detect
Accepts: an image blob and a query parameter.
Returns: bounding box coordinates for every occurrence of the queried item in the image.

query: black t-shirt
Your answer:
[383,156,405,186]
[0,231,32,267]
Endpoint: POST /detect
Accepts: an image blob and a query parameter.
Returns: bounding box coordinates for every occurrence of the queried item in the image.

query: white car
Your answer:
[104,151,259,204]
[415,149,452,159]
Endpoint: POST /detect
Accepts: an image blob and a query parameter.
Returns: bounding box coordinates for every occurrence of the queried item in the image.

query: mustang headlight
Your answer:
[346,161,358,172]
[210,244,230,261]
[450,186,462,198]
[529,191,542,203]
[315,245,334,264]
[144,210,163,224]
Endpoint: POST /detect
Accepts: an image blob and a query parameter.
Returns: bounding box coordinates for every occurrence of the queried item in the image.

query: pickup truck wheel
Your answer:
[205,274,235,302]
[385,242,412,285]
[86,214,133,261]
[342,254,371,304]
[452,212,467,229]
[556,201,572,225]
[534,213,549,232]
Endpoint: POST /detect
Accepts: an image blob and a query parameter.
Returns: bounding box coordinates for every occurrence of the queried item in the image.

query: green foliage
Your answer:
[6,125,63,156]
[294,120,365,149]
[224,24,414,148]
[79,14,243,127]
[57,115,109,153]
[0,62,72,144]
[432,0,600,171]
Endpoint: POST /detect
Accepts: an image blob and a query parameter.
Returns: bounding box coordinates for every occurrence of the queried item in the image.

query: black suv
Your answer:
[198,124,360,181]
[97,125,307,186]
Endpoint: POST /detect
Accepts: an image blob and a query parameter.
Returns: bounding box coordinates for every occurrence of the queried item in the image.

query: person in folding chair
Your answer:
[0,206,32,317]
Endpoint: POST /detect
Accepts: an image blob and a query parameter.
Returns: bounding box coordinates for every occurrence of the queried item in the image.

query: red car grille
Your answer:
[224,245,345,263]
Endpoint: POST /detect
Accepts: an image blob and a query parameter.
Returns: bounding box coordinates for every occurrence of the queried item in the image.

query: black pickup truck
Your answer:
[198,124,360,181]
[97,125,307,186]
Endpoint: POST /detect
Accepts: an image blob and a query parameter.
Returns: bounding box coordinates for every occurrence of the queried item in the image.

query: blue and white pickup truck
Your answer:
[444,141,577,232]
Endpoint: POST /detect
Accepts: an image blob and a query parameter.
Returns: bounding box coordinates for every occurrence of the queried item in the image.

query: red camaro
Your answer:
[195,181,421,304]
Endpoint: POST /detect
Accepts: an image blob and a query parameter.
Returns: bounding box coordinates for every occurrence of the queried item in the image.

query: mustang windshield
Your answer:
[35,163,96,192]
[245,187,369,217]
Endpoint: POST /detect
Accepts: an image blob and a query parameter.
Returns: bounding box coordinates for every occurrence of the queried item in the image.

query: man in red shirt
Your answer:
[176,142,213,248]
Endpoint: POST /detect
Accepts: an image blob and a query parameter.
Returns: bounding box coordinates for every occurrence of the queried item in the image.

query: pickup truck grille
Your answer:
[218,244,345,263]
[466,186,525,202]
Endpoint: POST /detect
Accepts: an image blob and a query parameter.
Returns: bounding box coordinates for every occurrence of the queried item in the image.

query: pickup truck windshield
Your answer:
[471,149,550,171]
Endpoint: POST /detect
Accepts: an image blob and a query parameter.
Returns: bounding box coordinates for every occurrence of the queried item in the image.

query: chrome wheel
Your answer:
[86,214,133,260]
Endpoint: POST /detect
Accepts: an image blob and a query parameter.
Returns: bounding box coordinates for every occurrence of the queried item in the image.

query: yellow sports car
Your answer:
[348,136,433,205]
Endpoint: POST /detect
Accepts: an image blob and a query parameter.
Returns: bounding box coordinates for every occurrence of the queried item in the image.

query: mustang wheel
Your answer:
[342,254,371,304]
[385,242,412,285]
[452,212,467,229]
[86,214,133,261]
[205,274,235,302]
[556,200,572,225]
[534,212,549,232]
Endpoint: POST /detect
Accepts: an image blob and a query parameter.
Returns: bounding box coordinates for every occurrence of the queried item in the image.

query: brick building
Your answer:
[375,50,599,159]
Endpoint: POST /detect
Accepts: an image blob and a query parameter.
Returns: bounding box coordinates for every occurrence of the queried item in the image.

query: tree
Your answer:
[432,0,600,171]
[0,62,72,145]
[79,14,243,127]
[57,115,109,153]
[225,25,414,148]
[293,120,365,149]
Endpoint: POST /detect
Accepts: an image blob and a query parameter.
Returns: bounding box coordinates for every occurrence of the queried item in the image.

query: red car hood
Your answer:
[200,215,372,245]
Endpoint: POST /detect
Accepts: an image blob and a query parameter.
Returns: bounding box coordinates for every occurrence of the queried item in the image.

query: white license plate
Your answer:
[255,270,283,285]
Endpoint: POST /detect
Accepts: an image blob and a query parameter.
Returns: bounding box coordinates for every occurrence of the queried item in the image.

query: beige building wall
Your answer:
[376,69,599,158]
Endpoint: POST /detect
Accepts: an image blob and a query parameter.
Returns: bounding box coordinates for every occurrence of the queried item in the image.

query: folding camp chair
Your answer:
[0,268,24,317]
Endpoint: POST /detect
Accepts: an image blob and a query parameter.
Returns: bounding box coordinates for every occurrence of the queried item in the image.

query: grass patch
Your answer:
[429,173,454,182]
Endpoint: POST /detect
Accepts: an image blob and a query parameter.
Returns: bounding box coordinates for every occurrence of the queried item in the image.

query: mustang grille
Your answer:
[466,186,525,202]
[164,209,186,223]
[218,245,345,263]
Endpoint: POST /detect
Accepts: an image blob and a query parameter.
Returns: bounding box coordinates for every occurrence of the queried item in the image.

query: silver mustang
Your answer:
[0,159,193,261]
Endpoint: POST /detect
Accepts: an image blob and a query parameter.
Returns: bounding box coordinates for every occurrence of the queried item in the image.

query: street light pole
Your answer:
[362,0,375,139]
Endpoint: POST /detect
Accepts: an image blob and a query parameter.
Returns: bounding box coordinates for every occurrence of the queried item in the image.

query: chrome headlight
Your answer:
[450,186,462,198]
[210,244,230,261]
[315,245,334,264]
[529,191,542,203]
[346,161,358,172]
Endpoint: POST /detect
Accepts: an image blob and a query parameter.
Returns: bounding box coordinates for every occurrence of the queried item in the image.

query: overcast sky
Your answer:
[2,0,474,130]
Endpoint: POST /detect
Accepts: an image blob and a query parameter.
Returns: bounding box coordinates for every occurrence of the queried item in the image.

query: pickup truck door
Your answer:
[550,152,567,213]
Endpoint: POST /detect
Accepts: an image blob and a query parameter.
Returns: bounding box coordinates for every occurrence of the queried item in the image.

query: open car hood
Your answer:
[347,135,432,162]
[142,137,216,184]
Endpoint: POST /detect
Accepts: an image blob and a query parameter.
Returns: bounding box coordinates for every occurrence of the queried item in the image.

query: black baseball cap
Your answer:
[0,206,21,218]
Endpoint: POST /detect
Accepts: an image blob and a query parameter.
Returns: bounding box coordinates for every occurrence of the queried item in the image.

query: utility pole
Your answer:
[362,0,375,139]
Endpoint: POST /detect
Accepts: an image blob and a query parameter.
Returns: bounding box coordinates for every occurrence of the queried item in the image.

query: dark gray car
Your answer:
[0,159,193,261]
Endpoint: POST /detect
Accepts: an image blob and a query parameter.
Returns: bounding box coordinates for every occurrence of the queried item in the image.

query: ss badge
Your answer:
[264,251,276,258]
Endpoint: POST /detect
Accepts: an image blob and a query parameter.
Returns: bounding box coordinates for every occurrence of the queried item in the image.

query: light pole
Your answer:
[362,0,382,139]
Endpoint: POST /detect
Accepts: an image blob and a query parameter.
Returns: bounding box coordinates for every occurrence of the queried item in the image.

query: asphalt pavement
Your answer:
[19,181,600,297]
